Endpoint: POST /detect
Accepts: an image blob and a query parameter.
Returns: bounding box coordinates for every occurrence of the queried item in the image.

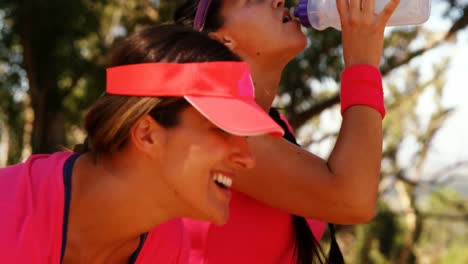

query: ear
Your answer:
[209,31,237,51]
[129,115,165,158]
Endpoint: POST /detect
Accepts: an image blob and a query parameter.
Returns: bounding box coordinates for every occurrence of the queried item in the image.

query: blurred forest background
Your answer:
[1,0,468,263]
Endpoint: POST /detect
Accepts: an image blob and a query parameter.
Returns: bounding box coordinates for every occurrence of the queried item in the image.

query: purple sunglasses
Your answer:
[194,0,212,31]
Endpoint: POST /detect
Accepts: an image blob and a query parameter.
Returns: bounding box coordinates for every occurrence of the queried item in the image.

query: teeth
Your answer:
[212,173,233,188]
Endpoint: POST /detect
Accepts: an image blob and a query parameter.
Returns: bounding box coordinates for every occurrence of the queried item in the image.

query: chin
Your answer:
[291,34,308,54]
[280,35,307,62]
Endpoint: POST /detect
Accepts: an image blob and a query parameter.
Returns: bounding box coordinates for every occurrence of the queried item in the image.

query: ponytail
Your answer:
[73,137,91,154]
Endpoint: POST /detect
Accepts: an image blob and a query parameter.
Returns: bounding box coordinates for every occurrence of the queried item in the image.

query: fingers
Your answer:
[378,0,400,23]
[361,0,375,17]
[336,0,349,23]
[338,0,400,28]
[349,0,360,14]
[340,0,376,22]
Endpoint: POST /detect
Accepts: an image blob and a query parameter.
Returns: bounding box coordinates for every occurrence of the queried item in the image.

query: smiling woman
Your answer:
[0,24,283,264]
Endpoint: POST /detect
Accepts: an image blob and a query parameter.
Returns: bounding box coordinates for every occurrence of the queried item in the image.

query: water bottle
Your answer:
[290,0,431,30]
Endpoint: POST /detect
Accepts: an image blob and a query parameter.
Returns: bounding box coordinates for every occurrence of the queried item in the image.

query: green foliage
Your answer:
[0,3,25,163]
[0,0,180,155]
[416,188,468,263]
[344,187,468,264]
[279,29,342,118]
[441,245,468,264]
[351,202,406,264]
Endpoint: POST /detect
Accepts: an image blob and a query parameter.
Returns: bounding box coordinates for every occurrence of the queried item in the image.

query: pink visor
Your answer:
[106,62,284,137]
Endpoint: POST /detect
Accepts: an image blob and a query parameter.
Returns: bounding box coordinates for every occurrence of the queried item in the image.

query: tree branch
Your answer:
[288,9,468,130]
[376,210,468,222]
[289,95,340,129]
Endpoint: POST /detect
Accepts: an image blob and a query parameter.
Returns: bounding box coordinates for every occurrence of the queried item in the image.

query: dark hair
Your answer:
[74,24,241,157]
[270,108,328,264]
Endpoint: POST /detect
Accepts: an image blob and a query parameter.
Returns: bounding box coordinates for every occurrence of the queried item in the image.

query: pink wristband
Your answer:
[340,64,386,119]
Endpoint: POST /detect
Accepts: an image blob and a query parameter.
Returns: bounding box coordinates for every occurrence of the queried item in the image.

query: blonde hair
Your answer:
[74,24,240,158]
[75,96,187,158]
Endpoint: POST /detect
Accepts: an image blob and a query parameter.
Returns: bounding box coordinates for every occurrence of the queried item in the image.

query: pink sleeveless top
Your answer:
[183,193,325,264]
[0,152,188,264]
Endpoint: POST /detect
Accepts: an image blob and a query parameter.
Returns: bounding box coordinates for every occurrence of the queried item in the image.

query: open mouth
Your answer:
[212,173,233,189]
[282,10,292,23]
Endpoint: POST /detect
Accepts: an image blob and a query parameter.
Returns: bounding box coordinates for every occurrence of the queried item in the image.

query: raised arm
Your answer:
[233,0,400,224]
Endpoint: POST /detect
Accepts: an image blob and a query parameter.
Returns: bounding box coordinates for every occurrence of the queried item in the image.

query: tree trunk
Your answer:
[394,180,417,264]
[17,0,67,154]
[29,86,66,154]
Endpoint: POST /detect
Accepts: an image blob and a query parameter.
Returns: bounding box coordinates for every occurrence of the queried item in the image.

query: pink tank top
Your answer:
[0,152,188,264]
[183,192,325,264]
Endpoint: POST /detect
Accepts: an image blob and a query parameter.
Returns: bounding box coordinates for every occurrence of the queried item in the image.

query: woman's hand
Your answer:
[337,0,400,67]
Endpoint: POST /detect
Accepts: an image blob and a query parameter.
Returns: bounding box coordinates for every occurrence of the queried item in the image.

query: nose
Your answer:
[228,136,256,170]
[272,0,285,9]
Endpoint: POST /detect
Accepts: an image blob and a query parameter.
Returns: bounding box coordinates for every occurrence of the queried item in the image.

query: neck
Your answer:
[65,152,173,260]
[243,55,287,111]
